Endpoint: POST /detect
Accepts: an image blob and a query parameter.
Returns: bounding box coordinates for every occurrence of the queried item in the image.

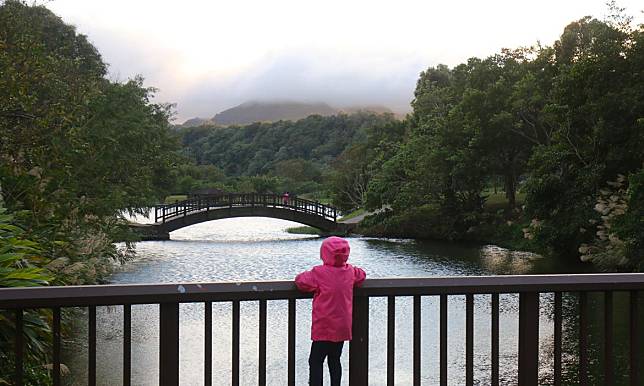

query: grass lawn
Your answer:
[285,226,322,235]
[483,192,525,212]
[164,195,188,204]
[298,193,332,205]
[339,208,366,221]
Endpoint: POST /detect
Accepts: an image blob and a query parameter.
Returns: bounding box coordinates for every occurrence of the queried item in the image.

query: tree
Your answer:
[272,158,322,182]
[0,1,178,222]
[0,1,181,380]
[363,8,643,263]
[330,144,370,210]
[329,119,405,211]
[524,15,644,257]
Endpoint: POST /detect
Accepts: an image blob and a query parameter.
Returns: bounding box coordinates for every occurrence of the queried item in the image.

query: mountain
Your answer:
[180,117,212,127]
[179,101,400,127]
[211,101,337,126]
[339,105,394,115]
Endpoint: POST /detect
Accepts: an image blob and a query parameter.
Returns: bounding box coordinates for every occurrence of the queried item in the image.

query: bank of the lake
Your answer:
[285,205,540,260]
[353,207,542,258]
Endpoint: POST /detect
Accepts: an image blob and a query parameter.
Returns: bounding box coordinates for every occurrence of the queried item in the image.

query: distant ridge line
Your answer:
[179,101,395,127]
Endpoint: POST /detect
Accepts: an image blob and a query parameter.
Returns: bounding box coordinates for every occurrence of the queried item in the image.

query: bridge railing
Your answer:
[154,194,338,224]
[1,274,643,386]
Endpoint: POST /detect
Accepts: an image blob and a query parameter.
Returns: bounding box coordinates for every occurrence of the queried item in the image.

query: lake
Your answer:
[63,217,642,385]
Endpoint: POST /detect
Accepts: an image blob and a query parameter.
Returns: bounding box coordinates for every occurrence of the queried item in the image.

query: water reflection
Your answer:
[62,218,641,386]
[480,245,541,275]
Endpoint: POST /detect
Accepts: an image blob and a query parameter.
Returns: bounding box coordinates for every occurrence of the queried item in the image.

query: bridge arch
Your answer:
[131,194,350,240]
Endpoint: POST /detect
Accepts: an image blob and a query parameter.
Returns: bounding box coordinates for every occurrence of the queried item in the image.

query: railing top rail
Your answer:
[156,194,334,209]
[2,274,644,309]
[360,273,644,296]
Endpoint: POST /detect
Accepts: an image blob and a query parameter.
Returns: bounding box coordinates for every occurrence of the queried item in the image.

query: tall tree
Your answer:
[0,0,178,223]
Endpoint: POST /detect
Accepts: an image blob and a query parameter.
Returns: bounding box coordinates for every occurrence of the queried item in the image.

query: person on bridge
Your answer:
[282,191,290,206]
[295,236,366,386]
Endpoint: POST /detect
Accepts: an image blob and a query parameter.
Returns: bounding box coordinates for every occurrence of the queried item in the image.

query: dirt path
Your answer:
[338,206,389,224]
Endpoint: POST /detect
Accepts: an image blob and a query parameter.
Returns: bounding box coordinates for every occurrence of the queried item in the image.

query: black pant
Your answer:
[308,340,344,386]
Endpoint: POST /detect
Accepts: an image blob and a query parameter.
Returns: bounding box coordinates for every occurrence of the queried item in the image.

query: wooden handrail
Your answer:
[2,274,644,308]
[3,274,643,386]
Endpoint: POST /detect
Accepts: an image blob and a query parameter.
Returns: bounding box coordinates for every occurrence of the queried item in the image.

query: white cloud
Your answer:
[46,0,644,121]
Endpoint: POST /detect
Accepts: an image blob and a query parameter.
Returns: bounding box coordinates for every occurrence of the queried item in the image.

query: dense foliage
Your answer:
[0,205,54,385]
[357,5,644,268]
[0,1,178,381]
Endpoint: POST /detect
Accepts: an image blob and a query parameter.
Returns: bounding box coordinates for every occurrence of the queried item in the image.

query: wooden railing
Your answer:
[1,274,644,385]
[154,194,338,223]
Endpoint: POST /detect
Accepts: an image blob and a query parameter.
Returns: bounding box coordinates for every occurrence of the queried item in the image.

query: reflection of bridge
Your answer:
[131,194,349,240]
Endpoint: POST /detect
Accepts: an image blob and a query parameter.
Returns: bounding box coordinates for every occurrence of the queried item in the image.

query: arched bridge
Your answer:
[132,194,350,240]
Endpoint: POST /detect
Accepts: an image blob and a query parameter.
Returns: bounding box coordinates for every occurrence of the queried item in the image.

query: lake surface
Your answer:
[63,217,643,385]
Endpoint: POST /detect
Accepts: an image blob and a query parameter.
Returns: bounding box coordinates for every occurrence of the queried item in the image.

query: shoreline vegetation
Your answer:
[356,192,531,246]
[285,226,323,235]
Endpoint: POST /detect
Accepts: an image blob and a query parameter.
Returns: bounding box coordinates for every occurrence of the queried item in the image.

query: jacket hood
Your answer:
[320,236,350,267]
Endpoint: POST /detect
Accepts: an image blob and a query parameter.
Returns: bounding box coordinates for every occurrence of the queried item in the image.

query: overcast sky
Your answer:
[47,0,643,122]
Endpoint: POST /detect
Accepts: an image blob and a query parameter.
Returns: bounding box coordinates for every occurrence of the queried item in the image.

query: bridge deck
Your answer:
[130,194,349,239]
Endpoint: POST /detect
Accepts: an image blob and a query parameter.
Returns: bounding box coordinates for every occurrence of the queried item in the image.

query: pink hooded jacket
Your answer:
[295,237,366,342]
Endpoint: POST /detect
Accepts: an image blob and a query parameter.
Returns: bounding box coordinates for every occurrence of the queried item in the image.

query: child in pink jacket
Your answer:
[295,236,366,386]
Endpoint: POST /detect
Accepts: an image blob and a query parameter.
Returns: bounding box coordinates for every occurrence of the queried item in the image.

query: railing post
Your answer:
[440,294,447,386]
[350,294,369,386]
[287,299,296,386]
[123,304,132,386]
[53,307,61,386]
[14,309,23,386]
[159,302,179,386]
[631,290,639,386]
[518,292,539,386]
